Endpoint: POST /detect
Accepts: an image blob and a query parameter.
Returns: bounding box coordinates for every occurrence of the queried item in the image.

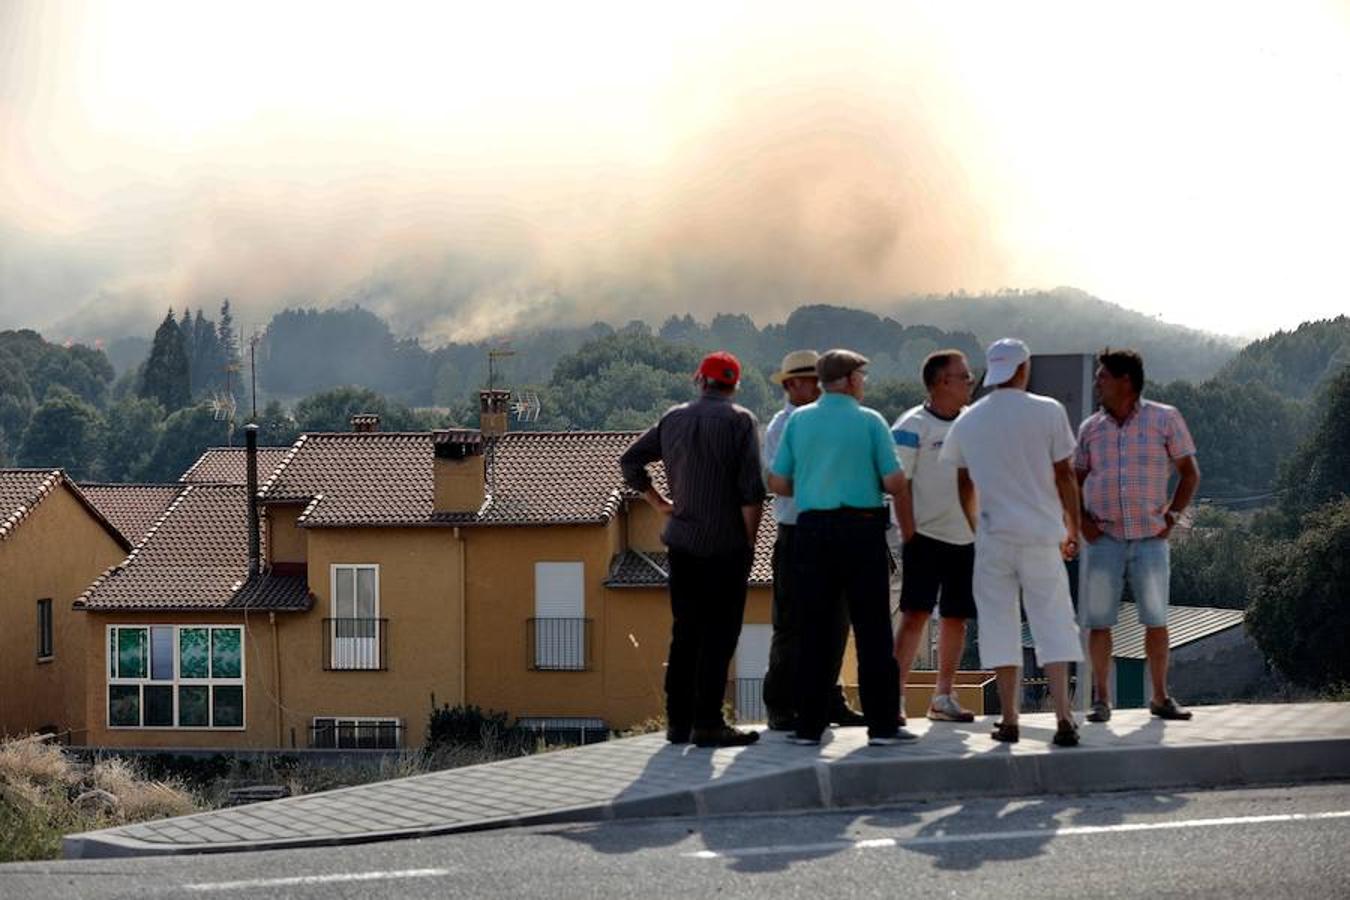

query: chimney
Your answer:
[479,389,511,437]
[351,413,380,433]
[433,429,486,514]
[245,424,261,575]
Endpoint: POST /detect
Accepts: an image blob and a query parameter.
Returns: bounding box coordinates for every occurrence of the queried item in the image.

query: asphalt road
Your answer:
[4,783,1348,899]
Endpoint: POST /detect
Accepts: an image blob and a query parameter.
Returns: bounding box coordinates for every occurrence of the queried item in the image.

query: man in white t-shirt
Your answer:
[891,350,977,724]
[939,338,1083,748]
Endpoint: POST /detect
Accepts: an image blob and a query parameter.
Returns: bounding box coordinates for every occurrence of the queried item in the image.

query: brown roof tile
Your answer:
[260,431,669,528]
[77,483,185,545]
[77,484,312,612]
[180,447,293,485]
[1,469,132,550]
[605,510,775,588]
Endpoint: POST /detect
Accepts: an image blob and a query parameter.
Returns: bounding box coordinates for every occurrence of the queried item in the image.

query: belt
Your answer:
[802,507,887,520]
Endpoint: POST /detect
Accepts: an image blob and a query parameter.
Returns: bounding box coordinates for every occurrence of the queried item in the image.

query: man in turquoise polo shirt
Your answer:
[767,349,914,746]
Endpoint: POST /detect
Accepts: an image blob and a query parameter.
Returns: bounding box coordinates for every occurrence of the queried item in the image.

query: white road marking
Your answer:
[684,810,1350,859]
[184,867,452,892]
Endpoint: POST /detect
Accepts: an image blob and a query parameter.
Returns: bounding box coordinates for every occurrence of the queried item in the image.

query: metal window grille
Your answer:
[310,718,403,749]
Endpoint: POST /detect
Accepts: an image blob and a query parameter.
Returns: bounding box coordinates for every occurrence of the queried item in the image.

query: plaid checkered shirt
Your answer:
[1074,399,1197,540]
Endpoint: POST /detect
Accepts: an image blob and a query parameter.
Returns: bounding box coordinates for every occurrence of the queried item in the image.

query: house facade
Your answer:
[0,470,131,739]
[69,403,780,751]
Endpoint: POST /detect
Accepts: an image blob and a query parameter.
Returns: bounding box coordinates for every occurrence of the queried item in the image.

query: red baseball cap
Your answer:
[697,350,741,387]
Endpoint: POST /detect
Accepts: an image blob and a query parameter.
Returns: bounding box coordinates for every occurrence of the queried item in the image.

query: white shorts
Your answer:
[973,534,1083,669]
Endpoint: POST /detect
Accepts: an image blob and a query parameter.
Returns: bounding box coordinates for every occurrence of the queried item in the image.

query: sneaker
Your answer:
[868,727,919,746]
[927,693,976,723]
[691,726,760,748]
[1150,697,1193,721]
[1086,701,1111,723]
[784,733,821,746]
[830,705,868,727]
[1052,718,1080,747]
[990,721,1020,743]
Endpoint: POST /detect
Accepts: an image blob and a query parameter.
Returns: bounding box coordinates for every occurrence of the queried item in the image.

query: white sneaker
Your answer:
[928,693,975,723]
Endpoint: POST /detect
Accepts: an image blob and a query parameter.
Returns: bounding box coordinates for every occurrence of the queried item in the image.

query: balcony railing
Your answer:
[322,618,388,671]
[729,677,767,724]
[526,618,592,671]
[309,719,403,749]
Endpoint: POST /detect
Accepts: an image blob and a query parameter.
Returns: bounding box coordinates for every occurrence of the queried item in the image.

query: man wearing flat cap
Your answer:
[768,349,912,746]
[621,350,766,748]
[761,350,866,732]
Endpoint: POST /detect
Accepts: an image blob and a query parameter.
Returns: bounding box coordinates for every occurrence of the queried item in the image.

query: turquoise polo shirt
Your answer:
[770,392,901,512]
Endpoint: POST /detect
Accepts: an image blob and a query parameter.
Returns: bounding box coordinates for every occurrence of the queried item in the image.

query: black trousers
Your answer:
[762,523,851,722]
[666,546,752,730]
[794,509,900,739]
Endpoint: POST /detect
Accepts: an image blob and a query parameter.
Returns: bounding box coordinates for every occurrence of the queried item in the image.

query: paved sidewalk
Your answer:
[64,702,1350,858]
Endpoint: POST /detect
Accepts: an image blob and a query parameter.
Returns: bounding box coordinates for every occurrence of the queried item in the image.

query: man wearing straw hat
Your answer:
[761,349,866,732]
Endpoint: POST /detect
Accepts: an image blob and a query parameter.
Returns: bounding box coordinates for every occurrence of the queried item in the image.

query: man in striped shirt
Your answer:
[1076,348,1200,723]
[621,351,767,748]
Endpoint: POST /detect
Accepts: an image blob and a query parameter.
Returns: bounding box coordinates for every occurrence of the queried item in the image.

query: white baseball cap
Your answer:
[983,338,1030,387]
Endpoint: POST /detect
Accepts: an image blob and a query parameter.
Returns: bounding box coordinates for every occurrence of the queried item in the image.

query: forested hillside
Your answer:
[899,288,1240,383]
[1215,316,1350,399]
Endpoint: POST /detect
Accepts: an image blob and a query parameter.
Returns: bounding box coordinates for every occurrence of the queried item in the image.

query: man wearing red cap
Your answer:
[621,351,767,748]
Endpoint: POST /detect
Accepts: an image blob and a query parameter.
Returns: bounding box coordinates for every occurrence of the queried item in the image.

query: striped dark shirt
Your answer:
[620,392,766,556]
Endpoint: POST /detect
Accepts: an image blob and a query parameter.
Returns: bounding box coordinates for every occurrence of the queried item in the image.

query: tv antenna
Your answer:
[511,391,542,423]
[487,345,516,391]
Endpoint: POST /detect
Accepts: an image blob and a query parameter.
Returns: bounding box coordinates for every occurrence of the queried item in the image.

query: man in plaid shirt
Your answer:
[1076,348,1201,722]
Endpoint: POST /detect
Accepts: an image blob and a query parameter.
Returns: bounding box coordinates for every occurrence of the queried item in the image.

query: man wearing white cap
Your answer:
[938,339,1083,747]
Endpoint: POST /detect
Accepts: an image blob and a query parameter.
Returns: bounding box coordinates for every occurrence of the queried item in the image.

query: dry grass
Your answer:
[0,734,200,862]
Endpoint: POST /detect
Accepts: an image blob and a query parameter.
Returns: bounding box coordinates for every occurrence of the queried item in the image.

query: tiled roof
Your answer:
[1021,602,1244,659]
[77,484,313,612]
[0,469,61,541]
[181,447,293,485]
[77,483,185,545]
[260,431,670,528]
[605,509,776,588]
[1,469,132,550]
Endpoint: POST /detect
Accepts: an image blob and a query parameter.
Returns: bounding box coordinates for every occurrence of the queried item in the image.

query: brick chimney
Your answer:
[433,429,486,514]
[479,389,511,437]
[351,413,380,433]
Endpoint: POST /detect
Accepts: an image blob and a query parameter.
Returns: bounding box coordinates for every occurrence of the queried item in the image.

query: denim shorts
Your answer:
[1079,534,1170,628]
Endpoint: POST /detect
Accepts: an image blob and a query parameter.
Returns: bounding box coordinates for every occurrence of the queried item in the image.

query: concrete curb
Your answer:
[62,735,1350,859]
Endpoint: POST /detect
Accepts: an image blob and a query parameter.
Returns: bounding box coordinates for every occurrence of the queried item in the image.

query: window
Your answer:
[37,599,53,660]
[311,717,401,749]
[533,562,586,670]
[107,625,244,729]
[330,565,380,669]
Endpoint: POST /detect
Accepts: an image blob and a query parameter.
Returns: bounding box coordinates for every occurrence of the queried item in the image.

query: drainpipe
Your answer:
[245,424,261,575]
[454,526,467,704]
[270,611,282,747]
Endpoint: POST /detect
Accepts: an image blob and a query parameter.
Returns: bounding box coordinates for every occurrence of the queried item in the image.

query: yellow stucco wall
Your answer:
[300,528,464,747]
[0,486,127,740]
[626,502,666,552]
[79,609,286,749]
[266,504,307,565]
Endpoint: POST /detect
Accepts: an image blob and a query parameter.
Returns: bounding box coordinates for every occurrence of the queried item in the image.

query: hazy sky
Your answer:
[2,0,1347,342]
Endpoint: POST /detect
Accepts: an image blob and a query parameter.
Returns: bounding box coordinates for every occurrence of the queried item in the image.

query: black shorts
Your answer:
[899,533,976,619]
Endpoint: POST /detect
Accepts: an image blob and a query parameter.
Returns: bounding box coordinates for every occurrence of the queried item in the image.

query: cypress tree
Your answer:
[140,309,192,412]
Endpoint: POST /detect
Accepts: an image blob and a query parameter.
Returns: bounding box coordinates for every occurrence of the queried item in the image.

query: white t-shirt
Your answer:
[939,389,1077,546]
[891,405,973,546]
